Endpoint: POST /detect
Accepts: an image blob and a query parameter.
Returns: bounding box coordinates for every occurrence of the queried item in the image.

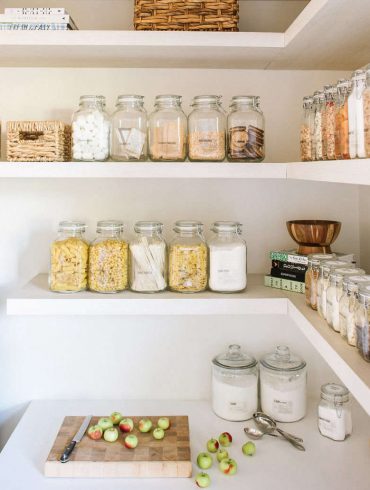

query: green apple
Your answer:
[206,438,219,453]
[195,472,211,488]
[242,441,256,456]
[119,418,134,433]
[218,432,232,447]
[87,425,103,440]
[124,434,138,449]
[103,427,119,443]
[110,412,123,425]
[138,418,152,433]
[216,448,229,462]
[157,417,170,430]
[196,452,213,470]
[98,417,113,431]
[219,458,237,475]
[153,428,165,440]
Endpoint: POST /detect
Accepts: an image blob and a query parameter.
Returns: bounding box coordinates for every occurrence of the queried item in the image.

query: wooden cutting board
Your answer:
[45,415,192,478]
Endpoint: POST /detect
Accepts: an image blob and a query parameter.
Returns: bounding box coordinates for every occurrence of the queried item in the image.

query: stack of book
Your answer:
[0,7,78,30]
[264,250,307,294]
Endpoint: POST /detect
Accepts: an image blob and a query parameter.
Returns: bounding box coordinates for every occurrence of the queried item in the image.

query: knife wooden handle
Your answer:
[60,440,76,463]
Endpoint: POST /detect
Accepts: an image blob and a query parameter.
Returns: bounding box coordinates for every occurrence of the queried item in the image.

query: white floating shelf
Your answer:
[286,160,370,185]
[7,274,370,415]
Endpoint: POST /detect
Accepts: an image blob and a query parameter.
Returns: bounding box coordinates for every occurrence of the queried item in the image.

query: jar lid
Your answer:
[155,94,182,103]
[230,95,260,106]
[97,220,124,232]
[337,79,351,90]
[313,90,325,102]
[191,95,219,105]
[80,95,106,104]
[343,275,370,292]
[116,94,144,103]
[212,344,257,370]
[358,284,370,300]
[174,220,203,233]
[260,346,306,372]
[351,69,366,81]
[58,220,86,232]
[320,260,350,273]
[134,221,163,233]
[321,383,349,403]
[211,221,242,234]
[308,253,336,266]
[329,267,365,281]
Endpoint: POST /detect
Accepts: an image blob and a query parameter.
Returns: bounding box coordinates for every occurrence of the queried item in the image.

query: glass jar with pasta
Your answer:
[49,221,89,293]
[88,220,129,293]
[168,221,208,293]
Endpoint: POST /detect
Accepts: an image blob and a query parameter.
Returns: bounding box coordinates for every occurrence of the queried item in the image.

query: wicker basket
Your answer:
[7,121,72,162]
[134,1,239,31]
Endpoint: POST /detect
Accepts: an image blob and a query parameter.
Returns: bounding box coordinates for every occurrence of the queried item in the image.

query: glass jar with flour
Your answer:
[318,383,352,441]
[260,346,307,422]
[212,344,258,421]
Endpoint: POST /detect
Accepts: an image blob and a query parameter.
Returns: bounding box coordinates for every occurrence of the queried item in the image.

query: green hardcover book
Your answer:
[269,250,308,265]
[264,275,282,289]
[264,275,305,294]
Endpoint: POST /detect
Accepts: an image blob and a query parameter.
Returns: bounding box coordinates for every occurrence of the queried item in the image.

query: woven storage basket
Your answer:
[134,0,239,31]
[7,121,72,162]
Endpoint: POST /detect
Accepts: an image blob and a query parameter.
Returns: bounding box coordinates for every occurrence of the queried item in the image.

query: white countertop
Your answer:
[0,399,369,490]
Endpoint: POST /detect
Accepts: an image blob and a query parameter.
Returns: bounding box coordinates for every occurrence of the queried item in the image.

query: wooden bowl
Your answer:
[286,220,341,255]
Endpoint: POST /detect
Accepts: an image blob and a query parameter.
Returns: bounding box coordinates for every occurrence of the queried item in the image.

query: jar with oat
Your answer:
[110,95,147,161]
[339,275,370,345]
[168,221,208,293]
[335,79,351,160]
[363,67,370,158]
[323,85,337,160]
[300,96,313,161]
[354,285,370,362]
[49,221,89,293]
[348,69,367,159]
[88,220,129,293]
[227,96,265,162]
[305,253,336,309]
[188,95,226,162]
[148,95,187,161]
[313,90,325,161]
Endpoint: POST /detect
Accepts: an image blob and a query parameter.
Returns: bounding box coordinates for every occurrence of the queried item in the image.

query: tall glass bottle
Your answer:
[313,90,325,161]
[300,95,313,161]
[348,69,367,159]
[335,79,351,160]
[363,67,370,158]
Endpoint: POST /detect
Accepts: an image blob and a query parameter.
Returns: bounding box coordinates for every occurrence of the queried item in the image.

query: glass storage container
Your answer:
[305,253,336,309]
[300,95,314,161]
[188,95,226,162]
[148,95,187,161]
[313,90,325,160]
[88,220,129,293]
[323,85,337,160]
[260,346,307,423]
[318,383,352,441]
[110,95,147,161]
[129,221,167,293]
[168,220,207,293]
[208,221,247,293]
[212,344,258,421]
[317,260,351,319]
[326,267,365,332]
[227,96,265,162]
[355,284,370,361]
[339,275,370,344]
[72,95,110,162]
[348,69,367,159]
[335,79,351,160]
[363,67,370,158]
[49,221,89,293]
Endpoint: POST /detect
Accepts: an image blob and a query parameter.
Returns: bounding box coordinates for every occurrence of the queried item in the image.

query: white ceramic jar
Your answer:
[212,344,258,421]
[260,346,307,423]
[318,383,352,441]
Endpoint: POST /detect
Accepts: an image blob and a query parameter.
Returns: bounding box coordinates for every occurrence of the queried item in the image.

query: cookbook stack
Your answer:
[264,249,307,294]
[0,7,78,30]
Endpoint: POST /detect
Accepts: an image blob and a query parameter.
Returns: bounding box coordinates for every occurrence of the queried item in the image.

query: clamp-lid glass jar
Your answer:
[168,221,208,293]
[335,79,352,160]
[318,383,352,441]
[300,95,314,161]
[364,67,370,158]
[323,85,337,160]
[326,267,364,331]
[149,95,187,161]
[348,69,367,159]
[317,260,352,319]
[227,96,265,162]
[72,95,110,162]
[313,90,325,160]
[305,253,336,309]
[339,275,370,344]
[355,284,370,361]
[49,221,89,293]
[110,95,147,161]
[188,95,226,162]
[88,220,129,293]
[260,346,307,422]
[208,221,247,293]
[129,221,167,293]
[212,344,258,421]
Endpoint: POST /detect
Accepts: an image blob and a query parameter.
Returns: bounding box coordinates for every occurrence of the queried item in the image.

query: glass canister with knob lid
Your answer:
[110,95,147,161]
[227,96,265,162]
[355,284,370,361]
[318,383,352,441]
[212,344,258,421]
[339,275,370,343]
[260,346,307,422]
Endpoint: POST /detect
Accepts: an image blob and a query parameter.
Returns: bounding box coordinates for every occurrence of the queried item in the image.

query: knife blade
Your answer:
[60,415,92,463]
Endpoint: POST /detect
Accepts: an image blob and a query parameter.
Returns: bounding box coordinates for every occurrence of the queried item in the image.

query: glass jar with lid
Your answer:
[129,221,167,293]
[168,220,208,293]
[227,96,265,162]
[305,253,336,309]
[339,275,370,344]
[110,95,147,162]
[88,220,129,293]
[72,95,110,161]
[260,346,307,422]
[323,85,337,160]
[355,284,370,361]
[318,383,352,441]
[212,344,258,421]
[335,79,351,160]
[317,260,352,319]
[148,95,187,161]
[188,95,226,162]
[363,67,370,158]
[313,90,325,160]
[208,221,247,293]
[326,267,364,331]
[300,96,314,161]
[348,69,367,159]
[49,221,89,293]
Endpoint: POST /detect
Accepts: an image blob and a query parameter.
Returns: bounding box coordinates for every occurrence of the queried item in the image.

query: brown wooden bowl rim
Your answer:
[286,220,341,226]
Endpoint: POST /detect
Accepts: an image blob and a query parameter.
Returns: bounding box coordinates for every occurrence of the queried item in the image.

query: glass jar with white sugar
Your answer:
[318,383,352,441]
[72,95,110,161]
[212,344,258,421]
[208,221,247,293]
[339,275,370,344]
[317,260,352,319]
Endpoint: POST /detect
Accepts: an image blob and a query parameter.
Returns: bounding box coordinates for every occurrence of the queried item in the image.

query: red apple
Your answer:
[87,425,103,440]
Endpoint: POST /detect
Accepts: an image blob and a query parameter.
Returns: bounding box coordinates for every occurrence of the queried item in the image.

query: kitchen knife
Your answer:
[60,415,92,463]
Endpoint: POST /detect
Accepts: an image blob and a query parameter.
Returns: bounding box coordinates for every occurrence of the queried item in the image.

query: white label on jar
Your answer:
[272,398,293,414]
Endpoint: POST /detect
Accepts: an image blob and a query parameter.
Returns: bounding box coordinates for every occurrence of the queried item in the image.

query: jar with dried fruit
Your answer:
[188,95,226,161]
[323,85,337,160]
[148,95,187,161]
[313,90,325,160]
[227,96,265,162]
[335,79,351,160]
[168,221,208,293]
[363,66,370,158]
[348,69,367,159]
[88,220,129,293]
[49,221,89,293]
[300,95,314,161]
